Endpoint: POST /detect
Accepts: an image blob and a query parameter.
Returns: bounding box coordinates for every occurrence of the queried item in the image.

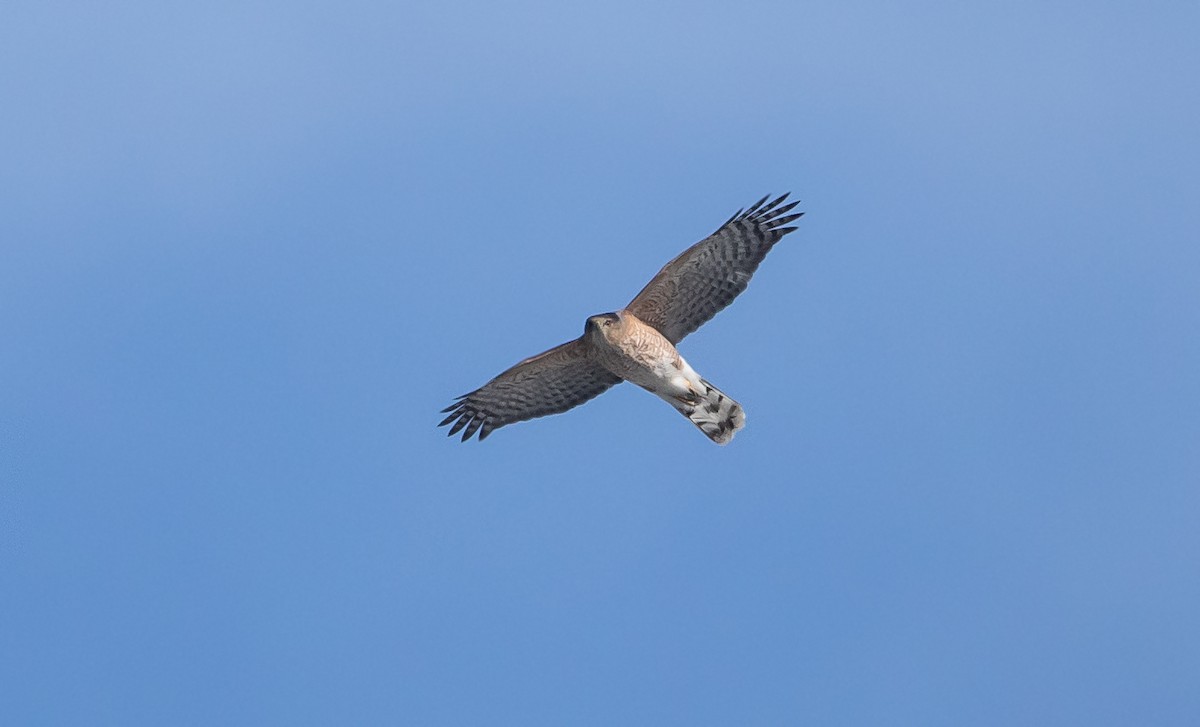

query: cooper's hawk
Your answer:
[439,193,803,444]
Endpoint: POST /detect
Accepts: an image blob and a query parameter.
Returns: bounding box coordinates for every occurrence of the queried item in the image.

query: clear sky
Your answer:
[2,1,1198,724]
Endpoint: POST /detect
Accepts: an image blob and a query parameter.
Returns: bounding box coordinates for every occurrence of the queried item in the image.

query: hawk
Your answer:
[440,193,803,444]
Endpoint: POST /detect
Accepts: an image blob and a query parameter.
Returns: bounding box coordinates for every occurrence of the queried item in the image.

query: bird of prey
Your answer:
[439,193,803,444]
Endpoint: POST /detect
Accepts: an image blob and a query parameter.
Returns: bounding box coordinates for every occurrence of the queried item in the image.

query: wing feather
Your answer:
[438,338,621,442]
[625,193,802,343]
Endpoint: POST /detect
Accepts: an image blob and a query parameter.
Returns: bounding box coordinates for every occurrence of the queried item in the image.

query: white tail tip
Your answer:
[684,379,745,444]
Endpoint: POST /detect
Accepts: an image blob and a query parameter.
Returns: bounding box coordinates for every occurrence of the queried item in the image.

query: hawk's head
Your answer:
[584,311,623,338]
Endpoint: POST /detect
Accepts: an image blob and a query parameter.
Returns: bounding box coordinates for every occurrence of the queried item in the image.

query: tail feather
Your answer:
[675,379,745,445]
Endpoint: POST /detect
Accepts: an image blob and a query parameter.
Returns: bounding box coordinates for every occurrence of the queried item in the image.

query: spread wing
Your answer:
[625,193,802,344]
[438,338,622,442]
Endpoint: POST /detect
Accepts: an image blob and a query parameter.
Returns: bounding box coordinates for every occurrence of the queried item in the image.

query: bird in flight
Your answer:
[439,193,803,444]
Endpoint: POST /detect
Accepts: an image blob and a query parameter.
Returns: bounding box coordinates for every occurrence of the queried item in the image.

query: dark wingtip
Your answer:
[759,193,790,215]
[725,192,788,227]
[773,200,800,217]
[447,413,471,436]
[744,194,771,216]
[440,393,471,413]
[461,418,483,442]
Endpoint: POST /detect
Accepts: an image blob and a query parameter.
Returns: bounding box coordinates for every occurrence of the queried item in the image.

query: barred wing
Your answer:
[626,193,802,344]
[439,338,621,442]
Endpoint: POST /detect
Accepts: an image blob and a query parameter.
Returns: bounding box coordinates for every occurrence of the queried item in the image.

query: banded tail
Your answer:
[674,378,745,445]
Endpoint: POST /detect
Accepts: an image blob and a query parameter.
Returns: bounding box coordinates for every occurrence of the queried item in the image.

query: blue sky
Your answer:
[2,1,1198,724]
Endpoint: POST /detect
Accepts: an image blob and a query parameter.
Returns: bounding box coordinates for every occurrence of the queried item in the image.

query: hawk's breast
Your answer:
[591,313,686,395]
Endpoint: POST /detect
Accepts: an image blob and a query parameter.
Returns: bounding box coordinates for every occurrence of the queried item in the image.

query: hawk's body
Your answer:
[586,310,745,444]
[440,193,803,444]
[586,310,682,390]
